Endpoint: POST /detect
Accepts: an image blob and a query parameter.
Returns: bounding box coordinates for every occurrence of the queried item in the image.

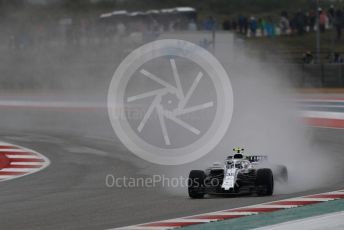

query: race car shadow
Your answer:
[206,192,256,199]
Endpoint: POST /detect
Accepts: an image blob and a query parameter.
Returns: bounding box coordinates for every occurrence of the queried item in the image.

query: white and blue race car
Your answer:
[188,148,288,198]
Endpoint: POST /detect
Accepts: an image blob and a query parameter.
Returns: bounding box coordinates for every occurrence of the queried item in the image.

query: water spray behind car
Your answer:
[142,33,340,196]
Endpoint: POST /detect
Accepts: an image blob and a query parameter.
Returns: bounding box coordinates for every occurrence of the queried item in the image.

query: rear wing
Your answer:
[246,155,268,163]
[226,155,268,162]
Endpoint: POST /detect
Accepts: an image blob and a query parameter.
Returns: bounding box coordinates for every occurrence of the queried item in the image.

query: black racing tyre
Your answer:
[256,168,274,196]
[188,170,205,199]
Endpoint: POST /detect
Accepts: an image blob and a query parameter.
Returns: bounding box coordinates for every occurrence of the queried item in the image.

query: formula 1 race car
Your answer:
[188,147,288,198]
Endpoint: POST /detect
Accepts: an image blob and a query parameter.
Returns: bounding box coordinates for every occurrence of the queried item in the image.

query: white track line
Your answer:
[158,218,212,223]
[281,197,335,202]
[0,149,31,152]
[302,111,344,119]
[215,211,258,216]
[248,204,299,209]
[1,168,39,172]
[6,155,40,159]
[10,162,43,165]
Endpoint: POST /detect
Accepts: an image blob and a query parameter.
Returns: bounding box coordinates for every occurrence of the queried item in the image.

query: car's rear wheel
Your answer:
[188,170,205,199]
[256,168,274,196]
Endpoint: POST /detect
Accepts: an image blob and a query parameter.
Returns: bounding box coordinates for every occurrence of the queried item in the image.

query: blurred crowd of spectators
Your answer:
[4,4,344,56]
[4,12,214,50]
[222,5,344,40]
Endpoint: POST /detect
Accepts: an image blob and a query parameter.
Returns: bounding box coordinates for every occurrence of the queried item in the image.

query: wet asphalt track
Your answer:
[0,108,344,229]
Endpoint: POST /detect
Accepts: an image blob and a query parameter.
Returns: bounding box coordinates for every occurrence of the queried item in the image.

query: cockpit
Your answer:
[226,159,250,169]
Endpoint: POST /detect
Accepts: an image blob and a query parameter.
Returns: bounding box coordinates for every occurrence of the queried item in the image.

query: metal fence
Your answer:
[301,64,344,88]
[272,63,344,88]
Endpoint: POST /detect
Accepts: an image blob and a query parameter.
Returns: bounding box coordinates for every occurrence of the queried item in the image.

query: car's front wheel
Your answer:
[188,170,205,199]
[256,168,274,196]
